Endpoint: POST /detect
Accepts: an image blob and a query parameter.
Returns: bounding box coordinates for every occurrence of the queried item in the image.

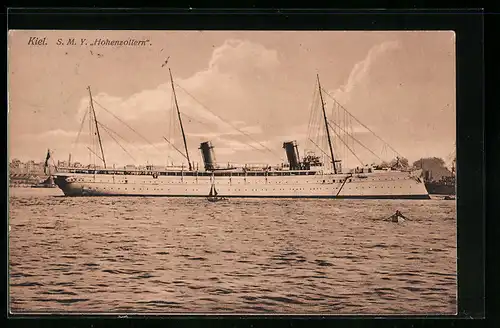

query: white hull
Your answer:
[52,170,430,199]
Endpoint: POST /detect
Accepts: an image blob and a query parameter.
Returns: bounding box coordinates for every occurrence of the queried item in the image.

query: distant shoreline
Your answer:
[9,174,53,188]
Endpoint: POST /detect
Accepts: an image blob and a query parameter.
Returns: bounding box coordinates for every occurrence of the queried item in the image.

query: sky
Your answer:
[8,30,456,169]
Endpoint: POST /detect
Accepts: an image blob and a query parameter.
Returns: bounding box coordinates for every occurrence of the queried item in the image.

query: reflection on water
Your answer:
[9,187,456,314]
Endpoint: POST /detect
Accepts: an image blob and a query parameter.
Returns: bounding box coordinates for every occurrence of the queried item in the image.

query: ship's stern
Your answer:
[409,169,431,199]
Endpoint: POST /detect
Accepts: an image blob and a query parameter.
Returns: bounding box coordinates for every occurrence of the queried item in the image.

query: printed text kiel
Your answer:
[28,37,47,46]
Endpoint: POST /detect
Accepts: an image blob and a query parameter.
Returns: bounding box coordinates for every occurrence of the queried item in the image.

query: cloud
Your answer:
[210,137,282,162]
[21,129,79,140]
[331,40,401,105]
[239,125,263,135]
[66,38,283,166]
[210,147,237,156]
[185,124,263,139]
[77,84,223,127]
[62,140,194,168]
[43,129,79,138]
[73,39,280,148]
[329,124,370,136]
[208,39,280,73]
[230,120,246,127]
[216,138,258,152]
[9,32,456,169]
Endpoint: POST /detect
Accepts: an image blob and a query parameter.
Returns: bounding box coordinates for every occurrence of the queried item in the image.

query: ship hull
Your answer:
[425,182,456,196]
[53,171,430,199]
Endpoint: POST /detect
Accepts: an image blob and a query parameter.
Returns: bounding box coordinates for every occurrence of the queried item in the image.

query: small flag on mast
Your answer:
[44,149,51,175]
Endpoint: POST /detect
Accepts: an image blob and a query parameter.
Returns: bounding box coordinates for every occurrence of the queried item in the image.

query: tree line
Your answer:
[377,156,454,181]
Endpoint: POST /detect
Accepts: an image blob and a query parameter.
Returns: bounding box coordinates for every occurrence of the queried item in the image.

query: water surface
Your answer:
[9,187,456,314]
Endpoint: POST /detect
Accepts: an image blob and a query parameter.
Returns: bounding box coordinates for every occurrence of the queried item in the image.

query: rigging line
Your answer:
[167,88,176,164]
[172,81,281,160]
[174,106,268,155]
[243,138,278,154]
[86,147,104,163]
[88,87,106,168]
[318,109,324,150]
[327,119,383,162]
[340,102,348,167]
[320,87,403,158]
[169,68,192,171]
[338,102,344,166]
[327,122,364,166]
[180,111,218,128]
[162,137,190,161]
[346,107,350,165]
[308,138,332,161]
[98,124,137,163]
[95,120,146,155]
[96,121,144,157]
[88,101,94,165]
[307,89,321,147]
[309,92,321,138]
[339,104,343,160]
[96,121,132,145]
[317,75,336,173]
[71,108,89,150]
[179,112,273,155]
[350,115,355,160]
[92,99,162,153]
[95,127,146,163]
[306,80,319,137]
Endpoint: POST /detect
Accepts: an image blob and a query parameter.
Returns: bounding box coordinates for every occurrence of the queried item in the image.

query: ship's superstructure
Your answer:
[52,69,430,199]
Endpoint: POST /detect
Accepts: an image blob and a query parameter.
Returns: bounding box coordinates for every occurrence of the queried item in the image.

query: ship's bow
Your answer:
[52,174,81,196]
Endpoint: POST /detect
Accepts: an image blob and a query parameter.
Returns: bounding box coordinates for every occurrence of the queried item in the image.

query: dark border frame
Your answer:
[4,8,485,326]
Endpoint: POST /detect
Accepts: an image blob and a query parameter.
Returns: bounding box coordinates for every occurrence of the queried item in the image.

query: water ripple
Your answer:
[9,187,456,314]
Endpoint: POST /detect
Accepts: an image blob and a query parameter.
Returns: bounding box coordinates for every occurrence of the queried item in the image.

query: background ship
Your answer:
[425,177,455,196]
[51,69,429,199]
[31,176,57,188]
[423,158,456,196]
[9,151,57,188]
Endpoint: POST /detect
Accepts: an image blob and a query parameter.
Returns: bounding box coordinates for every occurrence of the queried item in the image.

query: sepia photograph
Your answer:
[8,30,457,315]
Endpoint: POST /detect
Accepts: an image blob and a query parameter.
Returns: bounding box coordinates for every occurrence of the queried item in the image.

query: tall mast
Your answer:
[317,74,337,174]
[169,68,192,171]
[87,86,106,168]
